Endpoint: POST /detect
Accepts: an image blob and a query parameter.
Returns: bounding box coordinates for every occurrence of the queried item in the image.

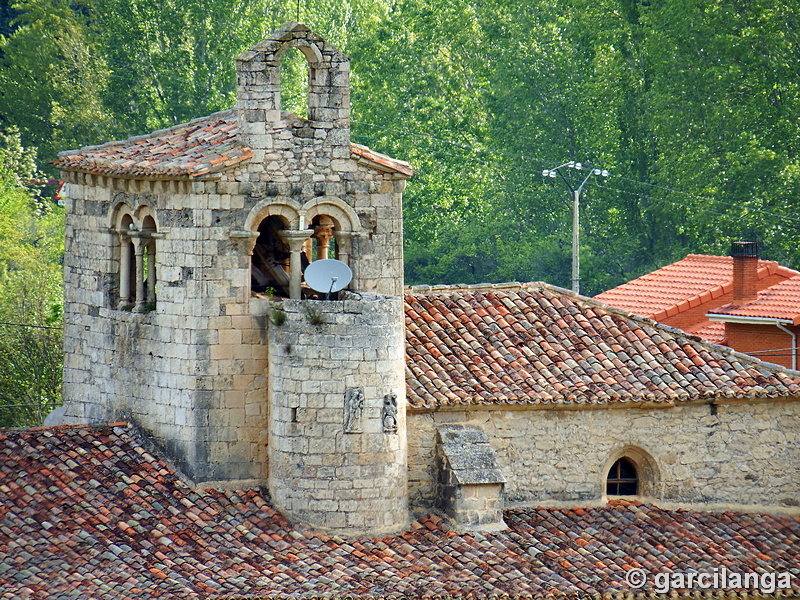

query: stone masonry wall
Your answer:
[60,154,406,483]
[408,401,800,511]
[268,293,408,535]
[61,176,270,483]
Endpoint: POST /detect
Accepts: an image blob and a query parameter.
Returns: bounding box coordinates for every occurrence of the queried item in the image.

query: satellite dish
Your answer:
[304,259,353,295]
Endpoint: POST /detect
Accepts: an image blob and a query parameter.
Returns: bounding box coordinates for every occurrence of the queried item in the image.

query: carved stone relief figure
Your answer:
[382,392,398,433]
[343,387,364,433]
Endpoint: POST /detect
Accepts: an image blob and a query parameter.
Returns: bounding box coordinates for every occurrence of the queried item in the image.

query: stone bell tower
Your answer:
[57,22,412,535]
[237,23,411,535]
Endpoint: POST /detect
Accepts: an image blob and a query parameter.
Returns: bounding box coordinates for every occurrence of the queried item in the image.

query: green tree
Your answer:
[0,130,63,426]
[641,0,800,266]
[0,0,115,165]
[4,0,800,296]
[96,0,273,133]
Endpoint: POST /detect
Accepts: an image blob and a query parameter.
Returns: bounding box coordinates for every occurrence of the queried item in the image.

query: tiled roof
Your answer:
[351,142,414,177]
[688,320,727,345]
[54,110,252,179]
[54,110,412,179]
[404,282,800,409]
[594,254,799,322]
[2,424,799,599]
[710,276,800,325]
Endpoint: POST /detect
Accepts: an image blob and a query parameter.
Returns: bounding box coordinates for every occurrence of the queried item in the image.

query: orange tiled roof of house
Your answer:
[688,320,727,345]
[404,282,800,409]
[2,423,799,599]
[710,276,800,324]
[594,254,799,322]
[54,110,413,179]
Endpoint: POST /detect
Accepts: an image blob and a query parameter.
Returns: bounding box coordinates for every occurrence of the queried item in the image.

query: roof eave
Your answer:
[707,313,795,325]
[57,166,223,182]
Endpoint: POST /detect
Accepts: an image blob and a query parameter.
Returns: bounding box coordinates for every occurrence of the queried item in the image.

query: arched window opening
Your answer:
[118,213,135,307]
[141,216,157,308]
[606,457,639,496]
[280,46,309,119]
[252,216,295,297]
[114,211,157,311]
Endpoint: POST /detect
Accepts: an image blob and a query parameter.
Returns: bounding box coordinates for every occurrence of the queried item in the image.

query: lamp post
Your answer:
[542,162,609,295]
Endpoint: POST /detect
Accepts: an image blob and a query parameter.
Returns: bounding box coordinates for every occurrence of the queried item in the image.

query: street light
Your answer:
[542,162,609,295]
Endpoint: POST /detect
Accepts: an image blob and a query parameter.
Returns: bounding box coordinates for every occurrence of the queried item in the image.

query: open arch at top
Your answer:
[274,38,324,64]
[279,46,311,118]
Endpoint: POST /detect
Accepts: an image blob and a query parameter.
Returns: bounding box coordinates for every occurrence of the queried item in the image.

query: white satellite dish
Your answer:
[304,259,353,296]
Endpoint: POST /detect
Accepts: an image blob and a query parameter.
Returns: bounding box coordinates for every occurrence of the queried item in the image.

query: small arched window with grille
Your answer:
[606,457,639,496]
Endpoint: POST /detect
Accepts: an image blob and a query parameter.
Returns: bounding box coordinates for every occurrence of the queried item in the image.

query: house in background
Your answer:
[595,241,800,369]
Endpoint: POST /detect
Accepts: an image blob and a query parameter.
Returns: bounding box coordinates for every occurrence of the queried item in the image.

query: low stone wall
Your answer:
[408,401,800,510]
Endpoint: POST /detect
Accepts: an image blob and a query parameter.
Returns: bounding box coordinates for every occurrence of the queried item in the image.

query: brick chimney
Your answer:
[730,241,760,304]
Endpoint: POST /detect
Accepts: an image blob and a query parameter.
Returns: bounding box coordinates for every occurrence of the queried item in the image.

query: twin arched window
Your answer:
[114,208,158,310]
[250,213,340,297]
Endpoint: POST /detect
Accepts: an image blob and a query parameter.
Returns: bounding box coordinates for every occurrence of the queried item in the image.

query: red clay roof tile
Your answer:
[595,254,800,320]
[710,276,800,324]
[404,282,800,409]
[54,110,412,179]
[1,424,798,599]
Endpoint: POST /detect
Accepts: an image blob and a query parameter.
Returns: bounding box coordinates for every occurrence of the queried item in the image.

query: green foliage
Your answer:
[96,0,274,133]
[270,304,287,326]
[0,0,116,164]
[2,0,800,297]
[0,136,64,426]
[351,0,800,293]
[302,302,326,326]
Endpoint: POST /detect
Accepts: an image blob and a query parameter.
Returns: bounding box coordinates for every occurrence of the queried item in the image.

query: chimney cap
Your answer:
[730,241,759,258]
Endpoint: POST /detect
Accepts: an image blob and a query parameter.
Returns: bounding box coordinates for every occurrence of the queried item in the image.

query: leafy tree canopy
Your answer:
[0,0,798,296]
[0,129,63,426]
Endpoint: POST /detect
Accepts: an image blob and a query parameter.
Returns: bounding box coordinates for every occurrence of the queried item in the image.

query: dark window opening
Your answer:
[141,215,157,308]
[606,457,639,496]
[252,216,293,297]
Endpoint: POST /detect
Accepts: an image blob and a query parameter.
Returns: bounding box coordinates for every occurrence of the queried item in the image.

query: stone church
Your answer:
[53,21,800,549]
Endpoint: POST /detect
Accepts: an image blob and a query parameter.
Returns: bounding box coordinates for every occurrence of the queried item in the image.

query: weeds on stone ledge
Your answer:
[270,303,287,326]
[303,302,326,326]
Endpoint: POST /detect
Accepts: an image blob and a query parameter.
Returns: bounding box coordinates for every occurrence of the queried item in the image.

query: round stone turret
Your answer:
[268,293,408,535]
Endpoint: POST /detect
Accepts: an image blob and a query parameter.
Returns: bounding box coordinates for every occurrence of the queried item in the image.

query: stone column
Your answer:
[280,230,313,299]
[229,229,260,256]
[132,237,146,311]
[146,241,157,305]
[312,217,335,260]
[337,232,352,265]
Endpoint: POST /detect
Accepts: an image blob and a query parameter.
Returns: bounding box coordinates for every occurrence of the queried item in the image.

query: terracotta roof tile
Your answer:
[54,111,412,179]
[594,254,800,320]
[710,276,800,324]
[2,424,799,599]
[404,282,800,409]
[687,321,727,345]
